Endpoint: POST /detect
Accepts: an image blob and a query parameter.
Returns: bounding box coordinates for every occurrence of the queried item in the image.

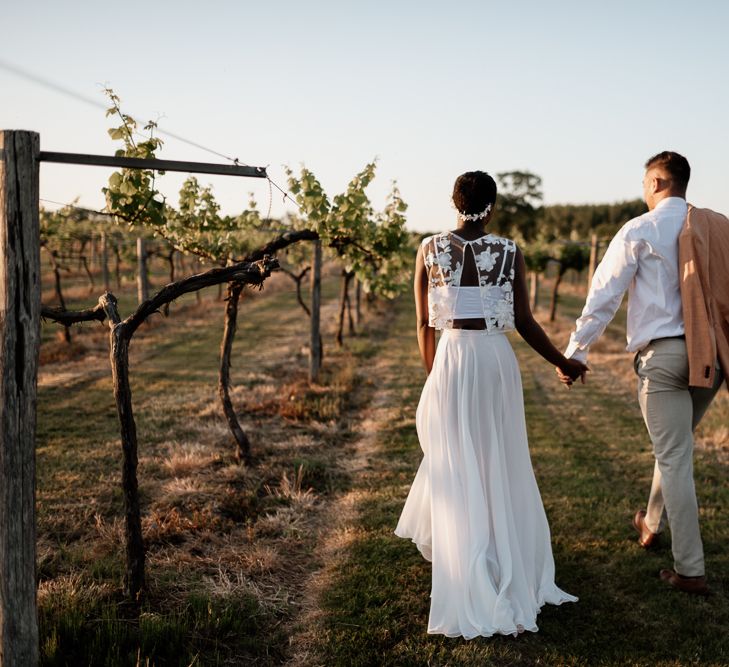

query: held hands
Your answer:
[556,358,589,389]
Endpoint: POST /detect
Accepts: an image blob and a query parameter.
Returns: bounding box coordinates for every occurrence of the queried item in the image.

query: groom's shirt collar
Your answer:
[654,196,687,211]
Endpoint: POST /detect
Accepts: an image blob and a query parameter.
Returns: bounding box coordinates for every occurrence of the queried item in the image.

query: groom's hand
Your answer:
[556,359,589,388]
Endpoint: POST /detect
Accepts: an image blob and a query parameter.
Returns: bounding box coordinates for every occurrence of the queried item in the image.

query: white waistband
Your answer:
[442,328,510,336]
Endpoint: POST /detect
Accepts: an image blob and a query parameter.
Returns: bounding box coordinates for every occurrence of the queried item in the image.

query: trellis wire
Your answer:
[3,59,301,212]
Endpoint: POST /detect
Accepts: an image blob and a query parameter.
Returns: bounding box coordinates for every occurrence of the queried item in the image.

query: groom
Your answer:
[558,151,724,595]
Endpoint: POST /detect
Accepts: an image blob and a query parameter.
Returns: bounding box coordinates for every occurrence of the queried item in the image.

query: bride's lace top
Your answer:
[422,231,517,331]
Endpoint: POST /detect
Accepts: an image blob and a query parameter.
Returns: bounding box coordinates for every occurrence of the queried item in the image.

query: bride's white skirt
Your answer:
[395,329,577,639]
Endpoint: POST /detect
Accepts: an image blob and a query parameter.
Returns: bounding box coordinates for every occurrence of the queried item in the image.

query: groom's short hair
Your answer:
[645,151,690,193]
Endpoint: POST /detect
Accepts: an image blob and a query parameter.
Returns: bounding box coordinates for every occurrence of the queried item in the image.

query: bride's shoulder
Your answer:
[481,233,518,250]
[419,231,449,248]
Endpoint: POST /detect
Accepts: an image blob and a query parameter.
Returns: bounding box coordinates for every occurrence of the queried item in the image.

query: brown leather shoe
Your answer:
[632,509,659,548]
[659,569,711,597]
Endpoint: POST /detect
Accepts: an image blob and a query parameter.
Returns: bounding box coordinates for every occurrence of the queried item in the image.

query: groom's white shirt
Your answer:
[565,196,687,363]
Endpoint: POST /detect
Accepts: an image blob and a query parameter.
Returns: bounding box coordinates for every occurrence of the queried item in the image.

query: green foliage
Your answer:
[285,163,376,250]
[40,205,77,258]
[285,164,411,299]
[277,215,315,273]
[101,89,270,265]
[542,199,647,241]
[481,166,645,245]
[102,88,166,229]
[285,167,331,229]
[490,170,544,243]
[521,243,552,274]
[102,89,412,276]
[364,182,413,298]
[556,242,591,277]
[163,177,267,262]
[101,88,410,295]
[40,202,125,262]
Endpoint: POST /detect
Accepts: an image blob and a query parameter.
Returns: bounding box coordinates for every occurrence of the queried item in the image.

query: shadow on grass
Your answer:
[39,585,285,667]
[315,297,729,667]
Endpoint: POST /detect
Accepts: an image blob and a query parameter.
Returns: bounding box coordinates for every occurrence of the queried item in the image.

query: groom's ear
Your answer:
[651,167,674,194]
[645,173,658,194]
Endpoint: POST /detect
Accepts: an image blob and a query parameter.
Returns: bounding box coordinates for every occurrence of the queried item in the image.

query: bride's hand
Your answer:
[556,359,589,387]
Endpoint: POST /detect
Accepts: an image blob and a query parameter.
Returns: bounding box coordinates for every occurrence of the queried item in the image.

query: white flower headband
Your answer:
[452,201,492,222]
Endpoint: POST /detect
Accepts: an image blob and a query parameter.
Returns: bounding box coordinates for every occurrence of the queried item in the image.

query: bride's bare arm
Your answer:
[414,246,436,374]
[512,247,587,381]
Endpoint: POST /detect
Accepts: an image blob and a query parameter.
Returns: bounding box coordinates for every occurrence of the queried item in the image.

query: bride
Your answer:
[395,171,586,638]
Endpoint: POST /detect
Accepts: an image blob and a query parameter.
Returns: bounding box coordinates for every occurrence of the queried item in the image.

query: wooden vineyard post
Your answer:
[90,234,98,271]
[0,130,41,666]
[587,233,599,292]
[336,270,354,347]
[136,237,149,305]
[309,240,322,383]
[355,277,362,324]
[529,271,539,312]
[101,230,110,292]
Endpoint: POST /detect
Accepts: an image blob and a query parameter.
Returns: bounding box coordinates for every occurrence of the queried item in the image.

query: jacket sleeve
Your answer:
[679,215,716,388]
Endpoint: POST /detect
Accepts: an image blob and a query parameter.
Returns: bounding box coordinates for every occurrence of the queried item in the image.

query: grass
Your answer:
[39,583,283,666]
[36,257,361,665]
[35,257,729,665]
[312,287,729,666]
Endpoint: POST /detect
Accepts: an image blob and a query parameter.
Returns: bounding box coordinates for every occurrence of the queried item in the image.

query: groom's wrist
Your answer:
[564,345,588,365]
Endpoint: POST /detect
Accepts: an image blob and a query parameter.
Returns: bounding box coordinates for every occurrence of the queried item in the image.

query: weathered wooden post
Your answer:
[355,277,362,324]
[529,272,539,312]
[309,240,322,383]
[0,130,41,666]
[136,236,149,304]
[100,230,110,292]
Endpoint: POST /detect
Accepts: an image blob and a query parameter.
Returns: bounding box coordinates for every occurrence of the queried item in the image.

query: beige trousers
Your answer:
[635,338,723,577]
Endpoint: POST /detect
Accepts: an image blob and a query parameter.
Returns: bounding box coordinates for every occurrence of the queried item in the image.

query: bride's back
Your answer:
[421,231,517,331]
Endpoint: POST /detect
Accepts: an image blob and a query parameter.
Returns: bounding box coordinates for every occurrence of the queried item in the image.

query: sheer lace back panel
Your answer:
[422,231,517,331]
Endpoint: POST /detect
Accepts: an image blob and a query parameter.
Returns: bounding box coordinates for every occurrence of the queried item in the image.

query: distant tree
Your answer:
[549,242,591,321]
[492,171,544,242]
[521,243,552,311]
[541,199,646,241]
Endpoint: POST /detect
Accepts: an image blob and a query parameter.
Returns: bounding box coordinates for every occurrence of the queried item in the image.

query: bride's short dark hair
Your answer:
[452,171,497,215]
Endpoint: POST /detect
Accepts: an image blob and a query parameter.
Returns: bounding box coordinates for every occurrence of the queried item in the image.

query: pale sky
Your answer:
[2,0,728,232]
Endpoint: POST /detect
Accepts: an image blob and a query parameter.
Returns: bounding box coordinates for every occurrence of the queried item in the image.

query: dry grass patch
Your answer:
[239,543,282,574]
[264,466,317,506]
[254,505,311,539]
[38,572,116,608]
[92,513,126,547]
[161,442,221,477]
[36,275,382,664]
[696,423,729,464]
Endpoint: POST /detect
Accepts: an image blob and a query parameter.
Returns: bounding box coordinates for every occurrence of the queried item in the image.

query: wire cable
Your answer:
[3,59,302,212]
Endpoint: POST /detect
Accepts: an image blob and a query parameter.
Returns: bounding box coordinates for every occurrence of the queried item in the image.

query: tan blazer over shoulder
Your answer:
[678,205,729,389]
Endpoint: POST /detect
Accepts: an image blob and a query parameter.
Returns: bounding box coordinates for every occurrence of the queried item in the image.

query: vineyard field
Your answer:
[35,260,729,665]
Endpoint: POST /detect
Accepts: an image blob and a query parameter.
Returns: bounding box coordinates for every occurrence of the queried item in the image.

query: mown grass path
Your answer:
[312,297,729,667]
[36,275,350,666]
